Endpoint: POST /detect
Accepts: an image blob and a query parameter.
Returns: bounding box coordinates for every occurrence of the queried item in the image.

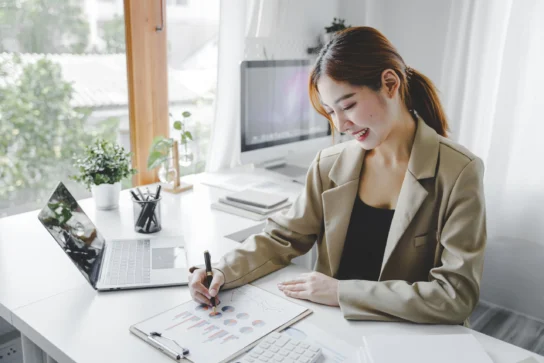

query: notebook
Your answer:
[226,189,288,209]
[211,201,289,221]
[218,197,291,215]
[360,334,493,363]
[130,284,312,362]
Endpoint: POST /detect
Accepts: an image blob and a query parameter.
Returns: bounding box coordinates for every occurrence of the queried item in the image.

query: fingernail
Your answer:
[206,294,211,299]
[210,288,217,296]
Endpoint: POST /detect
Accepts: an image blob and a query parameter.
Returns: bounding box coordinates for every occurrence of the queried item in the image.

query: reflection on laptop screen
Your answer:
[38,182,105,286]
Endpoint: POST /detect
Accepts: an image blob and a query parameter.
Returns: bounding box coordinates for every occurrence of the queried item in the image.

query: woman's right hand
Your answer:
[189,268,225,306]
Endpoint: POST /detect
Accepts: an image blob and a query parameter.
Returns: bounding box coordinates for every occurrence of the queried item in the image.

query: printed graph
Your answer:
[188,320,209,330]
[221,335,239,344]
[221,306,235,313]
[203,325,219,335]
[224,319,237,326]
[236,313,249,320]
[252,320,265,327]
[229,287,283,313]
[209,312,223,319]
[204,330,229,343]
[240,327,253,334]
[166,313,200,331]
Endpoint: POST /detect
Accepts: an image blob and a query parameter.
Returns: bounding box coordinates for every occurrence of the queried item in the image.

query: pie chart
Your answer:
[236,313,249,320]
[224,319,237,326]
[221,306,235,313]
[252,320,265,327]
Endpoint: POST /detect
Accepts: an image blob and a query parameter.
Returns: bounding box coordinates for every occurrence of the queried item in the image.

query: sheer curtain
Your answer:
[206,0,280,172]
[441,0,544,244]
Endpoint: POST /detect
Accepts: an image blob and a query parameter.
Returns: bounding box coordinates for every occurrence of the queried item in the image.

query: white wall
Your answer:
[244,0,340,60]
[338,0,453,91]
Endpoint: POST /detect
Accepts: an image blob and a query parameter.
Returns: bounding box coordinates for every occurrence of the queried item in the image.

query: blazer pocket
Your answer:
[414,234,429,248]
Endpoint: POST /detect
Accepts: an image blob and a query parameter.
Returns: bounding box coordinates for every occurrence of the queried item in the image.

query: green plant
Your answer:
[147,111,193,170]
[325,18,350,33]
[71,139,137,190]
[147,137,174,170]
[173,111,193,155]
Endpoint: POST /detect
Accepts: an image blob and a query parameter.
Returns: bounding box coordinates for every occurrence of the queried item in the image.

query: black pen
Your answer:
[204,250,216,313]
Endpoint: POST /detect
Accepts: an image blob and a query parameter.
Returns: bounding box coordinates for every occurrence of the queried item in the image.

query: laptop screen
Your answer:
[38,182,105,288]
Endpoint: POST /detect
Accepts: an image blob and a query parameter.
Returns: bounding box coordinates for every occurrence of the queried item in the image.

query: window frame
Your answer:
[124,0,169,186]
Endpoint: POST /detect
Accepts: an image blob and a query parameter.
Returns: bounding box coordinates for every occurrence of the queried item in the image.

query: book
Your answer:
[130,284,312,363]
[211,202,280,221]
[226,189,289,209]
[218,197,291,215]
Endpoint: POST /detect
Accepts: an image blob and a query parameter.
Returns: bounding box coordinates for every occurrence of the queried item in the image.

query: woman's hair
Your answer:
[309,26,449,137]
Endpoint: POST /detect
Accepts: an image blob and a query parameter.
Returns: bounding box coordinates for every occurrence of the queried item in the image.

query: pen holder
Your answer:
[132,196,162,233]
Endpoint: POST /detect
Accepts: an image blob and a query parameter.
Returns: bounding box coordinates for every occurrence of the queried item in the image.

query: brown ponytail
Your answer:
[309,27,449,137]
[405,67,448,136]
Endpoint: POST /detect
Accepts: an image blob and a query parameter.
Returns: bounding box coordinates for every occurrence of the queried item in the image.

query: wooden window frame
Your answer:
[124,0,169,186]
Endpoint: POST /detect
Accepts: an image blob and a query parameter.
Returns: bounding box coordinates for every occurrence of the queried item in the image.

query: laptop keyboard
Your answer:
[105,239,151,285]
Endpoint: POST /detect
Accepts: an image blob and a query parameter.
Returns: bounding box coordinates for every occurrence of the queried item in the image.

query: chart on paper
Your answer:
[131,284,310,363]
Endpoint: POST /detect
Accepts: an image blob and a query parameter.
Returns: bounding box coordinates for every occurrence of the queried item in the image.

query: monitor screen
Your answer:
[241,60,330,153]
[38,182,105,287]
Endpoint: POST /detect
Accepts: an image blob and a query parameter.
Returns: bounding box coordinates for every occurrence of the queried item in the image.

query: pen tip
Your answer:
[213,307,216,313]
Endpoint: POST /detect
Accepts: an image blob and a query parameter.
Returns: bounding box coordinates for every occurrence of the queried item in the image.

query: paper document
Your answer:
[281,320,360,363]
[130,284,311,363]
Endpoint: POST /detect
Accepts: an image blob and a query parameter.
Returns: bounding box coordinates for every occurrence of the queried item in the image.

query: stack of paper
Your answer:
[211,189,291,221]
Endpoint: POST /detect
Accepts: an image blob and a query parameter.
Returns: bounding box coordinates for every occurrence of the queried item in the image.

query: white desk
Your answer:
[1,172,542,363]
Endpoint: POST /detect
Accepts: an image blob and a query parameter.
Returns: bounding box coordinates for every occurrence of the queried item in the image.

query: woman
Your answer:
[189,27,486,325]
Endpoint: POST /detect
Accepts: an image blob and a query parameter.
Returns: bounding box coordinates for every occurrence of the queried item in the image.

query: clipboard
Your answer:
[129,284,312,362]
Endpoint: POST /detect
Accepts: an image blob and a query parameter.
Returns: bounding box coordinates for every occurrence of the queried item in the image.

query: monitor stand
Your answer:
[258,158,308,184]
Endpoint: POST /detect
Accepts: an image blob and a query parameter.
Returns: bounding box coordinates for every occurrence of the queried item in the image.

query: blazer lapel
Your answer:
[322,141,365,276]
[379,116,440,276]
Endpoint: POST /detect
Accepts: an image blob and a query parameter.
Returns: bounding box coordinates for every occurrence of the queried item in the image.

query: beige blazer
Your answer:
[214,117,486,325]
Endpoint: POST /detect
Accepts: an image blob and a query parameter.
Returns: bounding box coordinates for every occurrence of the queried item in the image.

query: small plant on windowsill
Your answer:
[71,139,137,210]
[147,111,194,193]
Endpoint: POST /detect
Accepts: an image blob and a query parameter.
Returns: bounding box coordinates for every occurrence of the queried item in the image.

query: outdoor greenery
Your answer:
[102,15,126,53]
[71,139,136,190]
[0,0,90,53]
[0,55,119,213]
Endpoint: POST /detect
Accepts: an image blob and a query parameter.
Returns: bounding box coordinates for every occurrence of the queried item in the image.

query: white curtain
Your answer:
[206,0,280,172]
[441,0,544,244]
[205,0,248,172]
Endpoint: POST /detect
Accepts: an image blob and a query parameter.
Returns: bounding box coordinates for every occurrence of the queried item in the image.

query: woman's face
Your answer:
[317,74,396,150]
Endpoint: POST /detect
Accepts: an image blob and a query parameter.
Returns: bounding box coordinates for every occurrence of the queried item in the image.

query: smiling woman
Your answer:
[189,26,487,326]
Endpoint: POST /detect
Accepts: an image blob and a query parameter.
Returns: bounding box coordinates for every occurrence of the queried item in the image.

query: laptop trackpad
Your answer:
[152,247,186,269]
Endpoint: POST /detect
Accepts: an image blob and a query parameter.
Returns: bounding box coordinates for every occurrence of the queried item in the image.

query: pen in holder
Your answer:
[132,192,162,234]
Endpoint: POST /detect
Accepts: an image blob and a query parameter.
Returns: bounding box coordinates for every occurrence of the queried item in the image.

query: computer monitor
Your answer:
[240,59,332,180]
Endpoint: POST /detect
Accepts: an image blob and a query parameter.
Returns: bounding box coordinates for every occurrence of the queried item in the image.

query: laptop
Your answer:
[38,182,189,291]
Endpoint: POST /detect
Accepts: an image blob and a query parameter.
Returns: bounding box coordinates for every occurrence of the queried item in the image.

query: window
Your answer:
[0,0,130,217]
[166,0,219,176]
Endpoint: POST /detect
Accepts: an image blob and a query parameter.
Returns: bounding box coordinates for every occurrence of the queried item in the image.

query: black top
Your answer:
[335,197,395,281]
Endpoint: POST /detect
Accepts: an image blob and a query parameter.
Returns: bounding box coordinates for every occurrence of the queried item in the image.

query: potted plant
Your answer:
[173,111,194,167]
[71,139,137,210]
[147,111,194,193]
[322,17,350,44]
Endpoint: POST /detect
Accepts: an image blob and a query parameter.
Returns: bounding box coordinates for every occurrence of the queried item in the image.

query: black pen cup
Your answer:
[132,195,162,233]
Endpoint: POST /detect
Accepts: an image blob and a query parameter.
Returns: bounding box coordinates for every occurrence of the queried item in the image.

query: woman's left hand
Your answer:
[277,272,340,306]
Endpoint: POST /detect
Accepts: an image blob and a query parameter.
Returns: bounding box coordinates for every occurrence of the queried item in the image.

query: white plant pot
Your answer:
[91,182,121,210]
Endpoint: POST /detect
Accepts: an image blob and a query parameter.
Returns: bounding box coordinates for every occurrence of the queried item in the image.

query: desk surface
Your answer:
[1,171,543,363]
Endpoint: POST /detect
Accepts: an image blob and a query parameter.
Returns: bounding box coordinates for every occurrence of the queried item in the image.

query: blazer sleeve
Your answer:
[213,152,326,290]
[338,158,487,324]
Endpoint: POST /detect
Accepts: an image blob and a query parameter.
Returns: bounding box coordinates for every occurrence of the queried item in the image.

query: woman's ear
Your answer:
[381,69,400,98]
